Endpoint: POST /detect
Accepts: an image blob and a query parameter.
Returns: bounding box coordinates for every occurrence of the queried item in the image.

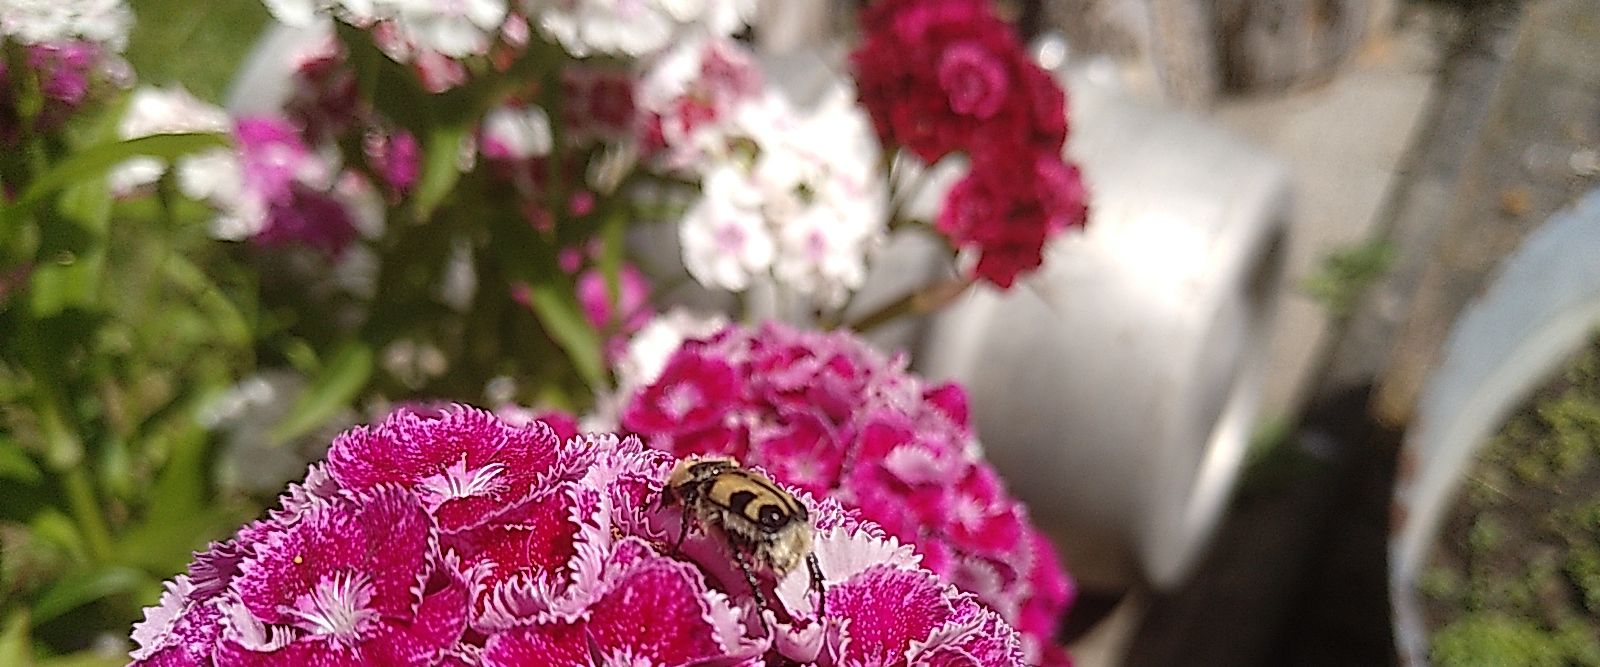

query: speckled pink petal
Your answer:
[910,600,1026,667]
[829,565,954,665]
[436,644,484,667]
[482,619,592,666]
[583,557,731,665]
[446,484,581,614]
[129,588,224,667]
[232,486,431,625]
[363,567,471,665]
[327,406,561,532]
[621,351,742,433]
[358,487,436,615]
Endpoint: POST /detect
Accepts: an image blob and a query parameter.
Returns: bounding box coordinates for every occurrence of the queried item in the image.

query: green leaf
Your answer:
[0,437,42,485]
[269,342,373,445]
[598,207,627,319]
[412,124,468,221]
[337,22,434,130]
[520,280,607,393]
[117,427,240,571]
[162,254,251,346]
[37,652,127,667]
[116,505,238,574]
[0,133,230,226]
[29,509,88,565]
[27,249,105,317]
[0,612,29,667]
[30,566,148,624]
[146,429,207,525]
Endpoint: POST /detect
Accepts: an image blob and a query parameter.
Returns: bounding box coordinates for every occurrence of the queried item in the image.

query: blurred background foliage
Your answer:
[1,1,639,660]
[2,2,267,657]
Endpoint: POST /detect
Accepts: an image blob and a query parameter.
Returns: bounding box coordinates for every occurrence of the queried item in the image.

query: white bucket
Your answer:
[918,54,1293,591]
[1389,187,1600,665]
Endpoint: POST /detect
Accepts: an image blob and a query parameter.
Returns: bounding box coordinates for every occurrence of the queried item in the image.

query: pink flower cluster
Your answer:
[226,117,363,257]
[131,406,1031,666]
[283,48,421,200]
[850,0,1088,288]
[621,322,1075,666]
[0,41,125,145]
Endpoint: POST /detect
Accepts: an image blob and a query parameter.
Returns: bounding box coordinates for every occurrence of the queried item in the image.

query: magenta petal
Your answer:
[585,558,729,665]
[621,351,741,433]
[752,413,845,495]
[483,620,591,666]
[129,590,224,667]
[363,568,472,665]
[922,383,971,431]
[947,468,1025,556]
[232,486,431,625]
[357,487,435,615]
[327,406,562,532]
[445,484,582,615]
[830,565,954,664]
[916,601,1027,667]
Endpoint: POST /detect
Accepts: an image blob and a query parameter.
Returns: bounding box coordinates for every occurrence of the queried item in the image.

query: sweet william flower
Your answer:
[636,35,764,172]
[620,322,1076,665]
[110,86,232,193]
[678,165,778,292]
[326,407,564,531]
[1,0,132,51]
[1,39,129,143]
[937,149,1088,288]
[850,0,1069,163]
[132,406,1035,666]
[216,486,468,665]
[176,115,367,258]
[261,0,509,60]
[528,0,753,58]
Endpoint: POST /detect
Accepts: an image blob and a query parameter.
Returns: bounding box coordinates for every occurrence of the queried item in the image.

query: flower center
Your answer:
[660,382,703,420]
[418,455,507,510]
[714,220,747,253]
[938,42,1009,119]
[286,572,379,643]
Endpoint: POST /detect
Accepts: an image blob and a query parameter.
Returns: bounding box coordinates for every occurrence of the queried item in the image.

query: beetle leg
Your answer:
[807,552,827,618]
[731,542,772,636]
[672,504,691,555]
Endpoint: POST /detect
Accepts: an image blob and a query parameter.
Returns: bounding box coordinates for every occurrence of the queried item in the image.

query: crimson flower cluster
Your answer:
[130,406,1032,666]
[850,0,1088,288]
[621,322,1076,666]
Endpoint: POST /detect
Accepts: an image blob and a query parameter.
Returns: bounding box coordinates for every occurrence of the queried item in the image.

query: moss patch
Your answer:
[1424,334,1600,666]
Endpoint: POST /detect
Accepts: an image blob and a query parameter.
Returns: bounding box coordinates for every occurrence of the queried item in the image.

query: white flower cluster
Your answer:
[0,0,132,50]
[110,86,232,193]
[649,40,888,308]
[263,0,509,58]
[481,103,552,160]
[528,0,753,58]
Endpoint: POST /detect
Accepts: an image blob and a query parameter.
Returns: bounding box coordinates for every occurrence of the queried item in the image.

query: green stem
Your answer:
[847,275,976,334]
[62,466,114,564]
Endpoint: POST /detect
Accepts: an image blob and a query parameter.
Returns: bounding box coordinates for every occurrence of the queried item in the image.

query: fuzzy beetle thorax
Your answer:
[664,456,813,576]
